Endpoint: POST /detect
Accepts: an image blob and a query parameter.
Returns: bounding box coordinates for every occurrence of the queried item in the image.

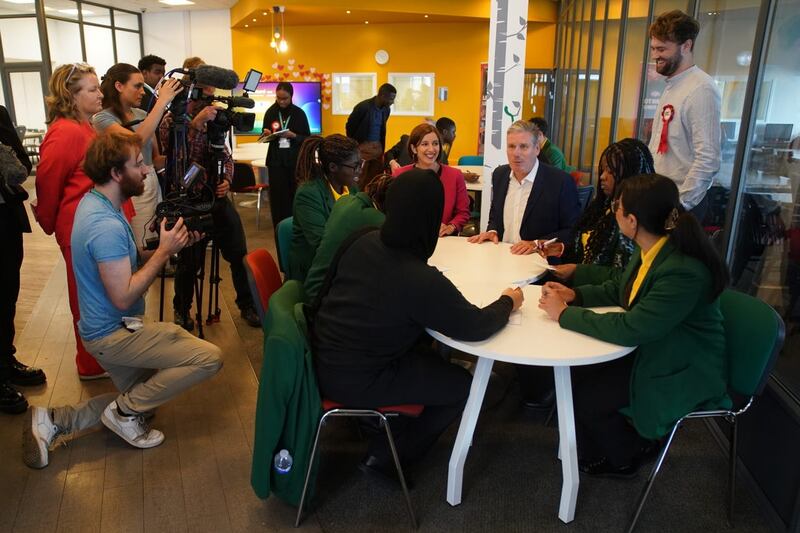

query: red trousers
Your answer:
[61,246,105,376]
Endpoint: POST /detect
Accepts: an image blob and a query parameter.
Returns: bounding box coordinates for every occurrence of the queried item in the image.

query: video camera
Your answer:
[145,163,215,250]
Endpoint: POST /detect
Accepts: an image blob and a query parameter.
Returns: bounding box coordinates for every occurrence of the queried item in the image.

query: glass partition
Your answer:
[47,19,83,67]
[728,0,800,399]
[0,18,42,62]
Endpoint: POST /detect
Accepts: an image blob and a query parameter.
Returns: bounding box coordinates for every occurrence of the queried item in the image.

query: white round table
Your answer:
[427,243,635,523]
[429,236,549,287]
[232,141,268,162]
[453,164,485,191]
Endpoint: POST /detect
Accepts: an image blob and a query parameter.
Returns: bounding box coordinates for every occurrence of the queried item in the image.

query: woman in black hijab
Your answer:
[312,169,523,479]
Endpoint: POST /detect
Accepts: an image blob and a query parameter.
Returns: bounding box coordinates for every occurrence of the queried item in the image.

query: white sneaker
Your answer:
[101,401,164,449]
[23,406,59,469]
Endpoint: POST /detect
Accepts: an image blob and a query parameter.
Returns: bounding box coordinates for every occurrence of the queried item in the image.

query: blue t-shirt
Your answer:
[72,191,145,340]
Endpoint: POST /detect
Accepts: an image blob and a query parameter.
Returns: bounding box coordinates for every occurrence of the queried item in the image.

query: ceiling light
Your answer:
[158,0,195,6]
[58,8,79,15]
[364,20,369,24]
[279,39,287,52]
[271,5,289,54]
[4,0,35,4]
[346,10,350,14]
[245,24,249,27]
[424,14,429,18]
[252,18,256,21]
[262,11,267,15]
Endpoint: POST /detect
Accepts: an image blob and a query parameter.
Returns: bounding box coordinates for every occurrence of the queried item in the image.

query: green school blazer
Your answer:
[560,239,731,439]
[288,178,359,282]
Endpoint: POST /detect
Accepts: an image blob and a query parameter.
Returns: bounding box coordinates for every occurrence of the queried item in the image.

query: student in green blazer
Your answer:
[538,174,731,477]
[289,134,361,282]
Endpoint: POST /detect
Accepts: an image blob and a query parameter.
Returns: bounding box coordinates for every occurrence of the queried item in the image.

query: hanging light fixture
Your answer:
[269,8,276,48]
[272,6,289,53]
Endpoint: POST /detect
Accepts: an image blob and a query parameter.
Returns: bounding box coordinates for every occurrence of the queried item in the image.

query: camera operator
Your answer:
[1,105,46,414]
[23,131,221,469]
[159,57,260,330]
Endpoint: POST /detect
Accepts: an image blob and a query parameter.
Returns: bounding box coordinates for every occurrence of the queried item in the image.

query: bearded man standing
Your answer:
[648,10,721,221]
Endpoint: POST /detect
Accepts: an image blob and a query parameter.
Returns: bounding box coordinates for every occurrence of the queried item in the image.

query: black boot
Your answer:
[1,381,28,414]
[173,309,195,331]
[9,357,46,387]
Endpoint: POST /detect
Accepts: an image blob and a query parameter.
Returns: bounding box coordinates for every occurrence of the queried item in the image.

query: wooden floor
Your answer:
[1,190,319,532]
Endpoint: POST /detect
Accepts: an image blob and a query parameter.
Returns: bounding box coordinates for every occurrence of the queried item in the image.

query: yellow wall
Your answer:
[232,21,555,162]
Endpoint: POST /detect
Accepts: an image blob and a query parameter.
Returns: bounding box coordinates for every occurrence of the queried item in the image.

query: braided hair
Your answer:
[295,134,359,185]
[570,138,654,265]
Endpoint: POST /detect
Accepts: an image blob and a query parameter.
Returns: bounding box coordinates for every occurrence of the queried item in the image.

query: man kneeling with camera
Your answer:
[23,132,222,469]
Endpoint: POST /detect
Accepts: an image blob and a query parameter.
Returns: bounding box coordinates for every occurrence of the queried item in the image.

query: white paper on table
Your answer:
[508,312,522,325]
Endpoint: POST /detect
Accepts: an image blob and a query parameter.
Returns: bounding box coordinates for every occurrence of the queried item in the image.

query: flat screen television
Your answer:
[231,81,322,135]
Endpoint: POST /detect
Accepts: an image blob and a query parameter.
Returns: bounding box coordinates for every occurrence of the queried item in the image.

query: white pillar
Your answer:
[480,0,530,231]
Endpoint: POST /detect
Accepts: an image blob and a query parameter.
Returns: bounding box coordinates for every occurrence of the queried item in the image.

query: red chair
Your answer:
[232,162,269,230]
[243,248,282,325]
[295,398,423,529]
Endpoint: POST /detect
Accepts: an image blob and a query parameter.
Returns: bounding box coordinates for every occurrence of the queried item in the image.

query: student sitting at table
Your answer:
[520,139,655,411]
[392,123,470,237]
[540,138,655,278]
[304,172,394,304]
[288,134,360,282]
[311,169,524,480]
[538,174,730,477]
[467,120,580,255]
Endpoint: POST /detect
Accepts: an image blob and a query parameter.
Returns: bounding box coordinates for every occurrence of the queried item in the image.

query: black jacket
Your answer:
[345,97,390,149]
[262,102,311,167]
[0,105,32,233]
[487,163,580,244]
[313,231,512,371]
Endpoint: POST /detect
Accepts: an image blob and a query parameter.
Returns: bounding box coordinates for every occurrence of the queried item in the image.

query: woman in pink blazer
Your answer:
[391,123,470,236]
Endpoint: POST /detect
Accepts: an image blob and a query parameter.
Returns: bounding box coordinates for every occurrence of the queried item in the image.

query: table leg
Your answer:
[447,356,494,506]
[554,366,579,523]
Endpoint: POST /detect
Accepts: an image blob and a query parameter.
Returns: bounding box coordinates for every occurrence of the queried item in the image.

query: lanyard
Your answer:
[89,189,136,246]
[278,110,291,131]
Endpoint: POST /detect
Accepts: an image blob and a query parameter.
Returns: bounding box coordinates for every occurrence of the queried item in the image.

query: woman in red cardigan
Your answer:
[391,123,470,236]
[34,63,134,379]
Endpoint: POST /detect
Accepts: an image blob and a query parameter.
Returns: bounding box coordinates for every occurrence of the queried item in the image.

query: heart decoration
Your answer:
[287,65,294,71]
[309,67,316,73]
[277,65,284,70]
[298,64,304,69]
[293,72,300,77]
[323,88,332,95]
[288,58,295,65]
[323,103,330,110]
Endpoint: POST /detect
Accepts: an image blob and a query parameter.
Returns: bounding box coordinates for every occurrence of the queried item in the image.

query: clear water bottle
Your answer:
[274,449,293,474]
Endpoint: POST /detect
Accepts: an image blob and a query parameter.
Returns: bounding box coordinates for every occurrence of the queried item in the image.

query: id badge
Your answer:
[279,137,290,149]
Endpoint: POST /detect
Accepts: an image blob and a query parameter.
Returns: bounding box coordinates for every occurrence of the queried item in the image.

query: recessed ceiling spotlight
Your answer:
[346,10,351,14]
[158,0,195,5]
[262,11,267,15]
[4,0,35,4]
[364,20,369,24]
[245,24,249,27]
[252,18,256,21]
[424,14,429,18]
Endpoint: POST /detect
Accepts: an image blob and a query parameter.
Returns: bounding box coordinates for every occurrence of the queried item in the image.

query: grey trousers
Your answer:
[52,322,222,434]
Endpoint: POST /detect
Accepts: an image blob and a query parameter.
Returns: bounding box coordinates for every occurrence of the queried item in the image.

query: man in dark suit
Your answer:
[468,120,580,255]
[345,83,396,190]
[137,54,166,113]
[0,105,46,414]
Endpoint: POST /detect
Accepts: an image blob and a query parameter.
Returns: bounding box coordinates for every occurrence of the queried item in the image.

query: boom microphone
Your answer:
[229,96,255,109]
[193,65,239,90]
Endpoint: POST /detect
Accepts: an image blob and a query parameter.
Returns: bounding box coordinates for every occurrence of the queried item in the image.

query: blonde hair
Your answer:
[45,63,97,124]
[507,119,543,145]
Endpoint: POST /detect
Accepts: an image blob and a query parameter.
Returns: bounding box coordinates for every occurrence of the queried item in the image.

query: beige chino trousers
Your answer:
[52,322,222,434]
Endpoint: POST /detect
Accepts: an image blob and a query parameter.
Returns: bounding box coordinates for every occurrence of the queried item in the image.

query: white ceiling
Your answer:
[0,0,236,16]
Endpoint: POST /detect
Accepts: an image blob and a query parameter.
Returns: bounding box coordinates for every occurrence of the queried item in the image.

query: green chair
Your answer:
[627,289,785,532]
[276,216,293,275]
[457,155,484,166]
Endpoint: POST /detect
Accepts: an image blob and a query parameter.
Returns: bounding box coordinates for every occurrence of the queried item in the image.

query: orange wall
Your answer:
[232,21,556,161]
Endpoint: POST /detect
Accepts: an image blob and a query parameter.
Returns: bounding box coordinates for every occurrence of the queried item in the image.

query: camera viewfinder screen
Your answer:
[232,81,322,135]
